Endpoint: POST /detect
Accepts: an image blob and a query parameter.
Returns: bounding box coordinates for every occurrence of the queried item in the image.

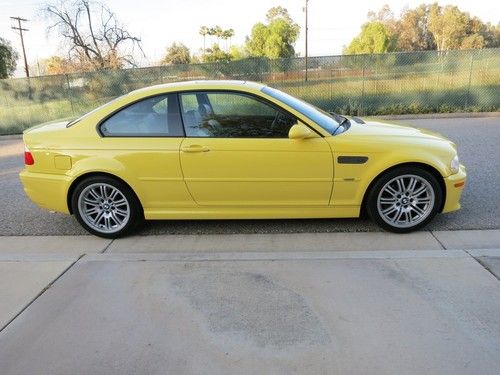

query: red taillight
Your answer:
[24,145,34,165]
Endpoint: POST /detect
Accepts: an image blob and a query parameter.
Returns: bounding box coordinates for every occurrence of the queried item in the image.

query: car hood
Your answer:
[347,117,453,144]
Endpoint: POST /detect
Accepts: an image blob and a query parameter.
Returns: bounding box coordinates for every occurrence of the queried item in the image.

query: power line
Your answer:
[10,16,30,78]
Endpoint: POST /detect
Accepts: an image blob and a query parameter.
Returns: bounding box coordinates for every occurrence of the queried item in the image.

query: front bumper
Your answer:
[442,164,467,213]
[19,170,71,214]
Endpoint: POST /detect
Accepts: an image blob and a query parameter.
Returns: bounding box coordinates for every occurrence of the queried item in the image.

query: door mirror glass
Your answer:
[288,123,314,139]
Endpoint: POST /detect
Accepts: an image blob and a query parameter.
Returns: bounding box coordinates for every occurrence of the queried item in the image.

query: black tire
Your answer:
[365,167,442,233]
[71,175,142,238]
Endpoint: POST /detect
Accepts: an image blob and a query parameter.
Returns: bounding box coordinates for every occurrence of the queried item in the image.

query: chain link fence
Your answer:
[1,48,499,134]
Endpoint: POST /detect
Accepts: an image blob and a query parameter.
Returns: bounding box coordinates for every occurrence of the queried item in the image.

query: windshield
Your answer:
[261,86,341,134]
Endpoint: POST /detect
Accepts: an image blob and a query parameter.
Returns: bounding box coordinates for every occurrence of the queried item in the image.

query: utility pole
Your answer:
[304,0,309,82]
[10,16,30,78]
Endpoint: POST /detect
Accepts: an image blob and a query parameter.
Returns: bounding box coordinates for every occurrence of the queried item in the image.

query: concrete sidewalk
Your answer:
[0,230,499,374]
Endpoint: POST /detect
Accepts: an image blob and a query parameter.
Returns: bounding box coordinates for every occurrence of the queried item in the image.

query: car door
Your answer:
[97,93,194,209]
[178,91,333,206]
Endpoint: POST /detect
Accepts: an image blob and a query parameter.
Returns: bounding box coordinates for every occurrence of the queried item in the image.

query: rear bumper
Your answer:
[19,170,71,214]
[442,164,467,213]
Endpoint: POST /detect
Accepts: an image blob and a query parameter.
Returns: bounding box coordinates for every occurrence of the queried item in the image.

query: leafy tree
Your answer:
[221,28,235,52]
[199,26,209,53]
[229,45,246,60]
[428,4,468,51]
[358,3,500,53]
[45,56,73,74]
[161,43,191,65]
[396,5,436,51]
[42,0,143,71]
[246,7,300,58]
[266,6,294,23]
[460,34,485,49]
[200,25,234,52]
[0,38,18,78]
[201,44,231,63]
[485,23,500,48]
[344,22,395,54]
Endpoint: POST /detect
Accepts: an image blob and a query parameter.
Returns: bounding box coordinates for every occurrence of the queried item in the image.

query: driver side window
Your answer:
[179,92,296,138]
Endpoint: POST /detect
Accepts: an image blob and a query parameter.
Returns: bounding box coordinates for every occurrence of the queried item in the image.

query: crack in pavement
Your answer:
[0,254,85,334]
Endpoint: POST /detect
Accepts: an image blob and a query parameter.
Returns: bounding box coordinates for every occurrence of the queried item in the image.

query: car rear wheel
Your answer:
[71,176,141,238]
[366,167,442,233]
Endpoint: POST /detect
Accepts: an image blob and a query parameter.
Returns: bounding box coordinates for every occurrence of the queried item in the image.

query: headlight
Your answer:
[450,155,460,174]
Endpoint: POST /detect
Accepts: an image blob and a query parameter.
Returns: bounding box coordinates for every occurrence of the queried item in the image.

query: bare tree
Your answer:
[43,0,144,71]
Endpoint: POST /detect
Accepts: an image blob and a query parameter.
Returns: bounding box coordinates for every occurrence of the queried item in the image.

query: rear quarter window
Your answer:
[100,94,184,137]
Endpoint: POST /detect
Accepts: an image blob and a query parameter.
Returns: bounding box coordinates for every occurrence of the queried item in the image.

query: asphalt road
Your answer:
[0,117,499,236]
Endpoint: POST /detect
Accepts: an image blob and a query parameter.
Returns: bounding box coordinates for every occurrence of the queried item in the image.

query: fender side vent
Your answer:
[337,156,368,164]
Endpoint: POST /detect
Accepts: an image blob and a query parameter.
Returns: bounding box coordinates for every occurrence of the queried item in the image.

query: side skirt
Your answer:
[144,206,360,220]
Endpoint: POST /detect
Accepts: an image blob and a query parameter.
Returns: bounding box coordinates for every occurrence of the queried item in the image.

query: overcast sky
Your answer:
[1,0,499,76]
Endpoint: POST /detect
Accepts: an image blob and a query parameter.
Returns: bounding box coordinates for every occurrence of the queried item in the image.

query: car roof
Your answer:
[129,80,267,96]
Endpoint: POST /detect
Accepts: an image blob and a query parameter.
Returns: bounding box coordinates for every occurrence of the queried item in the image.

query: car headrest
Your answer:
[198,103,212,117]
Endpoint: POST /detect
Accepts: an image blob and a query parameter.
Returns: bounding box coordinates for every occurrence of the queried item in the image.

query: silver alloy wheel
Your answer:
[78,183,130,234]
[376,174,435,229]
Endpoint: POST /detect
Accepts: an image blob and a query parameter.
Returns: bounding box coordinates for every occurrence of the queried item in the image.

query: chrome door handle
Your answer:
[181,145,210,153]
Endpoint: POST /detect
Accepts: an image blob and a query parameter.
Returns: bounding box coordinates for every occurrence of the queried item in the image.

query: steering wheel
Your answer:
[271,111,291,134]
[271,111,281,130]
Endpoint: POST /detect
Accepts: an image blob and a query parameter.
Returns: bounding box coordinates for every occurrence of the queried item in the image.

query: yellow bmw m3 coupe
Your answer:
[20,80,466,238]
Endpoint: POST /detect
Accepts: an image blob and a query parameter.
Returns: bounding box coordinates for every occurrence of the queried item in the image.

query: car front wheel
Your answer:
[71,176,141,238]
[366,167,442,233]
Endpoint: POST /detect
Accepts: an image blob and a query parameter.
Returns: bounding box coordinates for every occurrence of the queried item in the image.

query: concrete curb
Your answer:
[83,249,468,262]
[0,235,111,255]
[1,229,499,256]
[0,134,22,140]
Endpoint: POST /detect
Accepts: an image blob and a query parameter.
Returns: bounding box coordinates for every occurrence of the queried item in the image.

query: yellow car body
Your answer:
[19,80,466,236]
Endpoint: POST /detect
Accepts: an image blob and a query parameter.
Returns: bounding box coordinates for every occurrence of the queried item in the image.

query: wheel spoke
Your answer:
[392,207,404,223]
[88,188,101,200]
[114,198,127,206]
[412,185,427,197]
[382,205,398,215]
[385,185,399,197]
[407,177,417,194]
[100,185,108,200]
[115,208,128,216]
[380,197,397,204]
[83,197,99,205]
[415,197,431,204]
[108,188,120,201]
[110,211,121,225]
[396,179,404,194]
[93,211,105,225]
[411,204,426,216]
[86,207,100,215]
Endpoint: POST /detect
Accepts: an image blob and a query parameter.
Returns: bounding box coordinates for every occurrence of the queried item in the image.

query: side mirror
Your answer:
[288,122,314,139]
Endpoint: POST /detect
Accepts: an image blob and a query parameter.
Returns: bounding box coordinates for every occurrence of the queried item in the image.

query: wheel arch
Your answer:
[67,172,144,215]
[360,162,446,216]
